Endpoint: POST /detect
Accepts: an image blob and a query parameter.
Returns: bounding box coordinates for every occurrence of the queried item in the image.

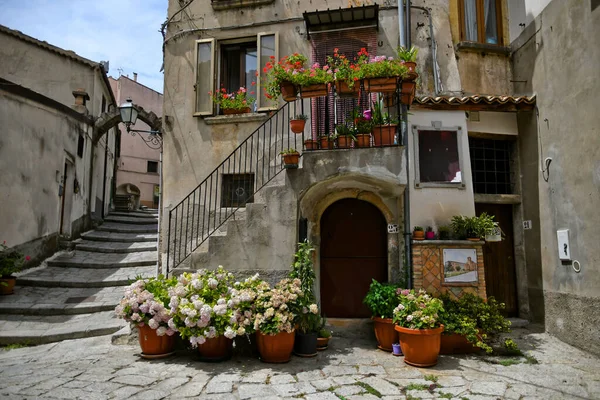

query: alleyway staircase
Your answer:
[0,210,158,345]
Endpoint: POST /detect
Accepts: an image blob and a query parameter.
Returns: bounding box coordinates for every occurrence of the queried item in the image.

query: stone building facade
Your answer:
[160,0,599,353]
[0,25,117,264]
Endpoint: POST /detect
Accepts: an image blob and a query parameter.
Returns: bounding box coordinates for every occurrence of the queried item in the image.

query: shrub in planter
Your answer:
[451,213,496,240]
[393,289,445,367]
[115,276,178,357]
[363,279,400,351]
[0,241,30,295]
[438,225,451,240]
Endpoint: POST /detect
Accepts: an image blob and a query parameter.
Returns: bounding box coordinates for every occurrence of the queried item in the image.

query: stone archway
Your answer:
[93,104,161,144]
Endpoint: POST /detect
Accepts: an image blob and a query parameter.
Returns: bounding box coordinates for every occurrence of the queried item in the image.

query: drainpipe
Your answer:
[398,0,405,49]
[101,132,108,219]
[156,150,162,278]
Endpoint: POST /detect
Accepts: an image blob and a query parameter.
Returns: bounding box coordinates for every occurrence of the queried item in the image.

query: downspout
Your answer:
[101,132,108,219]
[398,0,405,51]
[156,149,162,278]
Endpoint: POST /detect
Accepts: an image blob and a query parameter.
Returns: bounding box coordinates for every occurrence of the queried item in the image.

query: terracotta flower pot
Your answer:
[317,337,330,350]
[400,81,416,105]
[395,324,444,367]
[0,276,16,295]
[256,330,295,363]
[280,81,298,102]
[223,107,250,115]
[300,83,328,98]
[138,325,175,358]
[294,332,318,357]
[371,125,397,146]
[355,134,371,148]
[198,335,233,361]
[290,119,306,134]
[413,231,425,240]
[440,333,480,355]
[363,77,398,93]
[282,152,300,169]
[304,139,318,151]
[335,80,359,98]
[337,135,353,149]
[403,61,418,80]
[372,317,398,352]
[319,136,333,150]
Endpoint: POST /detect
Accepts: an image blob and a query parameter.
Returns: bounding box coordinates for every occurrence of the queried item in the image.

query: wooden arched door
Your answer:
[320,198,388,318]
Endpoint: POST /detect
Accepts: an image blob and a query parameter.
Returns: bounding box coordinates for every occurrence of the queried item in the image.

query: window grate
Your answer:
[469,137,514,194]
[221,174,255,208]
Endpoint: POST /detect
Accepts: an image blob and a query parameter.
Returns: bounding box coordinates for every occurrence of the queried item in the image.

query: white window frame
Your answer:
[412,125,466,189]
[256,32,279,111]
[194,38,216,116]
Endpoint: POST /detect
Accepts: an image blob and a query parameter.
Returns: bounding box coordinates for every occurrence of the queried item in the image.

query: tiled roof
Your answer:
[414,95,536,108]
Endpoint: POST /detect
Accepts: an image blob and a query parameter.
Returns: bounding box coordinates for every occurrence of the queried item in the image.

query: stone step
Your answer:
[46,250,157,269]
[103,215,158,225]
[81,231,158,243]
[74,240,157,253]
[96,222,158,233]
[0,311,125,345]
[108,211,159,218]
[327,318,375,339]
[0,286,123,315]
[16,265,155,288]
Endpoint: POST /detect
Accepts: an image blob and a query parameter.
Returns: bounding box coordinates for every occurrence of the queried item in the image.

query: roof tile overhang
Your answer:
[413,95,536,112]
[303,5,379,39]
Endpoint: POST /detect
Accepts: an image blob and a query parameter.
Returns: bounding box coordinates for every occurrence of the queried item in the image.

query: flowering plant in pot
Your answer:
[327,48,357,95]
[293,62,334,98]
[363,279,400,351]
[169,267,243,361]
[350,48,408,92]
[280,148,300,169]
[253,278,303,363]
[115,275,178,358]
[209,86,255,114]
[397,45,418,79]
[371,96,399,146]
[263,53,306,101]
[290,114,308,134]
[0,241,30,295]
[393,289,445,367]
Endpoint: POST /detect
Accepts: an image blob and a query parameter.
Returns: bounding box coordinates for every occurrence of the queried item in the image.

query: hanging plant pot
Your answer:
[371,124,397,146]
[198,335,233,361]
[403,61,418,80]
[138,325,175,359]
[400,81,416,106]
[222,107,251,115]
[363,77,398,93]
[335,80,359,98]
[256,330,295,363]
[0,276,16,295]
[319,136,333,150]
[282,152,300,169]
[290,119,306,134]
[372,317,398,352]
[355,134,371,148]
[280,81,298,102]
[300,83,328,98]
[293,332,318,357]
[304,139,318,151]
[395,324,444,367]
[337,135,354,149]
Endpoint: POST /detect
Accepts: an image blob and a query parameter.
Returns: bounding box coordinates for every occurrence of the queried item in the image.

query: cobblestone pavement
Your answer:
[0,327,598,399]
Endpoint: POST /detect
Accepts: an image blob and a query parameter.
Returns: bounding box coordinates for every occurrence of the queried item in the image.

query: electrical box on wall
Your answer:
[557,229,571,261]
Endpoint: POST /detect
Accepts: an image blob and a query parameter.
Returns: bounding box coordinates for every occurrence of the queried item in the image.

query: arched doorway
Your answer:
[320,198,388,318]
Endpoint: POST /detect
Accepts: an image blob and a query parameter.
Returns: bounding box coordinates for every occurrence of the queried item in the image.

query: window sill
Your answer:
[414,182,466,189]
[456,41,511,56]
[211,0,275,10]
[204,113,269,125]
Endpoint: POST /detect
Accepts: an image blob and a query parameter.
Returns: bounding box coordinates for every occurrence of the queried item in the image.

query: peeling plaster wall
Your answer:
[512,0,600,354]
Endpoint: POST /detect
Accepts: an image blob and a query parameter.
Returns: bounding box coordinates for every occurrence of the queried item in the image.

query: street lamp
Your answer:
[118,98,162,150]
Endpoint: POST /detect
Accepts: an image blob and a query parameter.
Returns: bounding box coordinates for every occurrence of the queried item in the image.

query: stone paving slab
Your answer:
[16,265,155,287]
[0,311,124,345]
[47,250,157,268]
[109,211,159,218]
[0,286,124,315]
[97,222,158,233]
[104,215,159,225]
[0,329,598,399]
[81,231,158,243]
[74,240,157,253]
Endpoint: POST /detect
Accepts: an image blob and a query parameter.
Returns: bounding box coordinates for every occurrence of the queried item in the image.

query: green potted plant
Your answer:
[115,275,178,358]
[393,289,445,367]
[317,316,331,350]
[327,48,357,96]
[413,226,425,240]
[290,114,308,134]
[280,148,300,169]
[0,241,30,295]
[451,213,497,240]
[371,96,399,146]
[263,53,306,102]
[335,124,355,149]
[350,48,409,93]
[438,225,451,240]
[397,45,418,75]
[363,279,400,352]
[292,62,334,98]
[209,86,255,114]
[354,115,372,148]
[438,293,512,354]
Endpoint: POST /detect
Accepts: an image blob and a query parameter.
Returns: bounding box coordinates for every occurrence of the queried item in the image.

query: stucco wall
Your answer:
[408,110,475,230]
[512,0,600,354]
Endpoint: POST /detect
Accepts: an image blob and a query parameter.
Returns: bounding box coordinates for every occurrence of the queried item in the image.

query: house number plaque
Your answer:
[387,224,399,233]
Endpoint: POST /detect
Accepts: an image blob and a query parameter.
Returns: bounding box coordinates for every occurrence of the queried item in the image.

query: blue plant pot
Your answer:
[392,342,403,356]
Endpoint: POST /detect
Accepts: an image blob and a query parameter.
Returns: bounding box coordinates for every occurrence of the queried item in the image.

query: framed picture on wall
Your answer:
[442,248,478,284]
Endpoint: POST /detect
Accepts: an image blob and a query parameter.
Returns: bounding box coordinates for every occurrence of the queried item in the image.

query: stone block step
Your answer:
[74,240,157,253]
[0,286,124,315]
[97,222,158,233]
[109,211,159,218]
[0,311,125,345]
[81,231,158,243]
[103,215,158,225]
[16,265,155,288]
[47,250,157,269]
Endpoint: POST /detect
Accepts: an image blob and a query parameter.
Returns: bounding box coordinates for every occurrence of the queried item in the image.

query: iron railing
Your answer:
[165,85,404,275]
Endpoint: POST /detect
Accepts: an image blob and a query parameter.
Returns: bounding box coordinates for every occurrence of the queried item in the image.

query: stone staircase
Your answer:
[0,210,158,345]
